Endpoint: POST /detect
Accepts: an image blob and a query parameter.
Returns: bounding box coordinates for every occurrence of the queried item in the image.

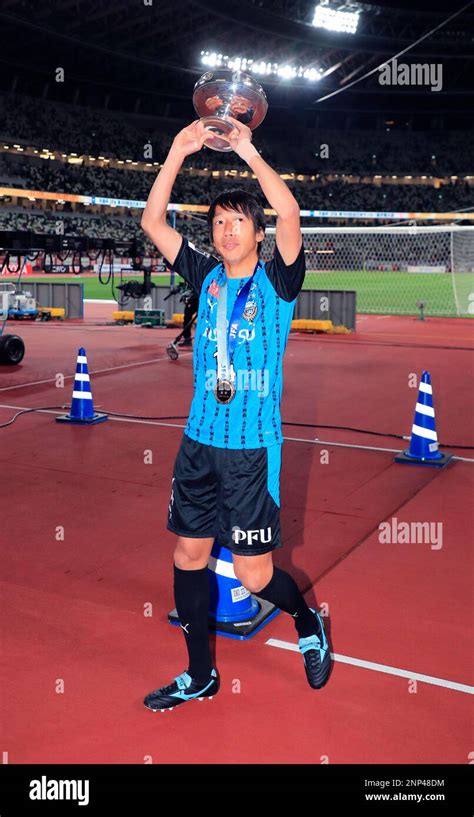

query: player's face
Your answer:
[212,206,263,262]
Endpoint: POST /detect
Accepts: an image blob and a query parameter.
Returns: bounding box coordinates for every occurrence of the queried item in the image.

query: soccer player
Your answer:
[141,118,331,712]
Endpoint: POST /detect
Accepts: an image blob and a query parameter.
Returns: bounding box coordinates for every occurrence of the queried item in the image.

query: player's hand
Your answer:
[218,116,259,162]
[171,120,216,158]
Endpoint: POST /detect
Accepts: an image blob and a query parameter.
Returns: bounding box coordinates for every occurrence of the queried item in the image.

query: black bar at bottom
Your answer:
[0,763,472,813]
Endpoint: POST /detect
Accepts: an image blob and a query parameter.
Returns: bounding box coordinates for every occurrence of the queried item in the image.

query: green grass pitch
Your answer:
[20,270,473,316]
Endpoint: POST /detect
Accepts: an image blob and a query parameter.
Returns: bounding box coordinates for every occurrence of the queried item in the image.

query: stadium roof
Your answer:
[0,0,472,124]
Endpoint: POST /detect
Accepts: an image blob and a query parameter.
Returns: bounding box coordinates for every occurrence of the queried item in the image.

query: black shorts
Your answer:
[167,433,282,556]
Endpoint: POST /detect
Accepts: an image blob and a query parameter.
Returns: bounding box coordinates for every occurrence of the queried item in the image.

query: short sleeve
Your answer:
[265,240,306,302]
[164,236,220,293]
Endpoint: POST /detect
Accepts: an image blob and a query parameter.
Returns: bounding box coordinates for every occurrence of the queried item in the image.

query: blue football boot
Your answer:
[298,609,332,689]
[144,669,219,712]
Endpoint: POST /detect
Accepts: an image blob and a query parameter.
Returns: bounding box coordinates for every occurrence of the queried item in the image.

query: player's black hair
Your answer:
[207,188,266,257]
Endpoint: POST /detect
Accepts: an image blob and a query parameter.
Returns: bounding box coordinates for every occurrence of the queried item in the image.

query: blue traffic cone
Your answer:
[207,541,260,623]
[168,541,280,640]
[56,347,108,424]
[395,371,452,467]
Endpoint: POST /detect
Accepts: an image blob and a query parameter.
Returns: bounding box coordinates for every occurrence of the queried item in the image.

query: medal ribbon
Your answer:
[216,260,260,384]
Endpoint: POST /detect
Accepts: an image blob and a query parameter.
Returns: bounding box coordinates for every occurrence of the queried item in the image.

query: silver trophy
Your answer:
[193,69,268,152]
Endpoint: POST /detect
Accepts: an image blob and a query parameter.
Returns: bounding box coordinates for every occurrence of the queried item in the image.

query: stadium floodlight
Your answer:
[278,65,297,79]
[303,68,321,80]
[200,51,321,80]
[313,3,360,34]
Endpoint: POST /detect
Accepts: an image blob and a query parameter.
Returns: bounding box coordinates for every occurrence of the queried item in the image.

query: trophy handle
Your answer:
[200,116,234,153]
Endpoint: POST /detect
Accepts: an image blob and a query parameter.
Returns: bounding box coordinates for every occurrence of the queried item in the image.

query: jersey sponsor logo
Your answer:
[232,527,272,546]
[203,326,255,343]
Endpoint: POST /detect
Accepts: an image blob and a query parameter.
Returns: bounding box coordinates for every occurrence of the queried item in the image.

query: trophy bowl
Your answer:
[193,69,268,152]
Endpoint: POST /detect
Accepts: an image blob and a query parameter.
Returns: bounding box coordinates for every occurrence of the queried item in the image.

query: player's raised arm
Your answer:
[218,116,303,266]
[141,120,215,265]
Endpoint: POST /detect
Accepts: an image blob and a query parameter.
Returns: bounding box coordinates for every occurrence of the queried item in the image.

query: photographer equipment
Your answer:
[164,282,199,360]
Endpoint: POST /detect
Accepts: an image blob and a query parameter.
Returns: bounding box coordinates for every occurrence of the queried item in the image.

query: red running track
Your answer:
[0,308,472,763]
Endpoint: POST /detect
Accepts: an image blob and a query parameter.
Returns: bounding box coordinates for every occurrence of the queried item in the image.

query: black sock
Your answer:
[256,566,320,638]
[173,563,213,685]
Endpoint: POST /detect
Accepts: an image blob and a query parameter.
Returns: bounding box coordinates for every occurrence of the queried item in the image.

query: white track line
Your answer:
[84,298,116,304]
[266,639,474,695]
[0,352,192,392]
[285,434,402,454]
[0,403,471,462]
[284,434,474,462]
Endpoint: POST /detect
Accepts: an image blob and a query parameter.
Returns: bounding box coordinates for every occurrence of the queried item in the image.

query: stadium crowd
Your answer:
[0,154,471,212]
[0,207,203,255]
[0,91,472,251]
[1,92,472,175]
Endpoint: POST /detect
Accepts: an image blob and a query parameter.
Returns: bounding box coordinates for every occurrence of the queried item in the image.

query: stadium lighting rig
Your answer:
[312,2,360,34]
[200,52,323,81]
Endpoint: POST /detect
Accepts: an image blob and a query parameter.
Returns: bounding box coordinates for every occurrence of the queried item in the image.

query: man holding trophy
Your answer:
[141,70,331,712]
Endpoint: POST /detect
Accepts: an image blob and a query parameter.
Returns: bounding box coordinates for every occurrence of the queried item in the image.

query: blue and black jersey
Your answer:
[165,236,305,450]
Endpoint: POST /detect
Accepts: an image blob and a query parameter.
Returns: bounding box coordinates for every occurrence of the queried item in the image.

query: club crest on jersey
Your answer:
[243,298,258,323]
[209,280,219,298]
